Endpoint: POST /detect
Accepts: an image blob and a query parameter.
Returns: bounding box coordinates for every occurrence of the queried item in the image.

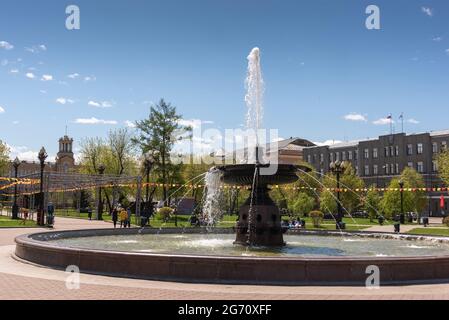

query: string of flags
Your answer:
[1,180,448,197]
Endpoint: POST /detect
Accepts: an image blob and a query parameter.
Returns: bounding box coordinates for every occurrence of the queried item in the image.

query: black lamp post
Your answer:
[12,157,20,220]
[97,164,105,221]
[330,160,347,230]
[37,147,48,226]
[399,179,405,224]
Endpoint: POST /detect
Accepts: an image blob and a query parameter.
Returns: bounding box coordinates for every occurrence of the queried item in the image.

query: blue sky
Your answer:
[1,0,449,161]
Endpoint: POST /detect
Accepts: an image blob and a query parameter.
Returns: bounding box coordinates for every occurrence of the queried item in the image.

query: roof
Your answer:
[430,129,449,137]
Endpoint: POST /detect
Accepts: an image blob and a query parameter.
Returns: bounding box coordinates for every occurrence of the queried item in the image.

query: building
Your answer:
[303,130,449,217]
[219,137,316,165]
[8,135,78,177]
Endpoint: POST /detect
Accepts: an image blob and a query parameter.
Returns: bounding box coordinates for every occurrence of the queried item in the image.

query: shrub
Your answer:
[309,210,324,228]
[443,216,449,227]
[156,207,173,222]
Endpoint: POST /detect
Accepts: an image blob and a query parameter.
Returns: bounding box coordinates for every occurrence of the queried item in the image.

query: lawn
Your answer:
[407,228,449,237]
[0,215,37,228]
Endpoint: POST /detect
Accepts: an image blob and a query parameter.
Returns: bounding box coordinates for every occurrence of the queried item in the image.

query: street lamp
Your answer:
[97,164,105,221]
[330,160,347,230]
[12,157,21,220]
[399,179,405,224]
[37,147,48,226]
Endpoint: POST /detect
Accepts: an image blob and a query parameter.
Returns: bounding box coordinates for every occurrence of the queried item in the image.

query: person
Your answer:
[126,207,132,228]
[47,202,55,227]
[112,207,118,228]
[87,207,92,221]
[21,208,29,225]
[119,207,127,228]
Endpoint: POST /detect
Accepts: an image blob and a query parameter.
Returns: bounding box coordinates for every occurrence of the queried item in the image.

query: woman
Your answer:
[112,207,118,228]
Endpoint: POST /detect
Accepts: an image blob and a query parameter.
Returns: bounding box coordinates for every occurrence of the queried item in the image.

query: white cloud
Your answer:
[178,119,214,129]
[25,72,35,79]
[124,120,136,128]
[7,145,55,162]
[12,121,19,125]
[446,49,449,55]
[421,7,433,17]
[433,36,443,42]
[56,98,74,105]
[373,117,394,125]
[343,113,367,122]
[88,100,113,108]
[313,140,343,147]
[41,74,53,81]
[25,44,47,54]
[9,69,19,74]
[67,73,80,79]
[74,117,118,125]
[0,41,14,50]
[0,106,5,113]
[407,118,420,124]
[40,90,47,94]
[84,76,96,82]
[1,59,8,66]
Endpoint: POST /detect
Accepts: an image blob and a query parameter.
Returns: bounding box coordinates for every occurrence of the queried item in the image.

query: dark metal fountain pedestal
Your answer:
[218,162,310,247]
[234,186,284,246]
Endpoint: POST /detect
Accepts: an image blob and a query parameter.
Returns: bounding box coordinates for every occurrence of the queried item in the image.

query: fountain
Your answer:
[13,48,449,285]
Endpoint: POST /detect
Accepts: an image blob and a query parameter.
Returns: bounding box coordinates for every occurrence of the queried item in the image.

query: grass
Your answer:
[407,228,449,237]
[0,215,37,228]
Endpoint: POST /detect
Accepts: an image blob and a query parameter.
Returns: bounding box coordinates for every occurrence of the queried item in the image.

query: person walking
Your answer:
[126,207,132,228]
[112,207,118,228]
[119,207,127,228]
[87,207,92,221]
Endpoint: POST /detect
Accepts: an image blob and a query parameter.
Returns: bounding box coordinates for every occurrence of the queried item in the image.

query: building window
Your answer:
[348,151,353,160]
[355,166,359,175]
[354,150,358,160]
[330,153,334,162]
[336,152,340,161]
[407,162,413,168]
[364,165,370,176]
[390,146,394,157]
[385,165,389,175]
[433,143,438,154]
[442,141,447,151]
[407,144,413,155]
[373,148,378,159]
[320,154,324,163]
[307,155,312,163]
[390,164,394,175]
[417,143,423,155]
[364,149,369,159]
[373,165,378,175]
[395,145,399,156]
[417,162,424,173]
[432,161,438,172]
[396,163,399,174]
[385,147,389,157]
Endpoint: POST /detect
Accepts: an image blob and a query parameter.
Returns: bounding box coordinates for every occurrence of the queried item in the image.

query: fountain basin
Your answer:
[14,228,449,285]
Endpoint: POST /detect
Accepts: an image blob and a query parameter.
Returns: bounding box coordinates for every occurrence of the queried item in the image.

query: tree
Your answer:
[319,190,337,215]
[0,140,9,176]
[132,99,192,205]
[320,163,365,215]
[380,168,426,218]
[437,150,449,185]
[364,186,381,222]
[292,192,315,217]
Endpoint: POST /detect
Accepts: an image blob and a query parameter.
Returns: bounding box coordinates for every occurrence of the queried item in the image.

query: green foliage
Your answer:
[292,192,315,217]
[0,140,10,176]
[437,150,449,186]
[320,163,365,214]
[309,210,324,227]
[380,168,426,218]
[364,187,381,221]
[133,99,192,205]
[156,207,173,222]
[319,190,338,214]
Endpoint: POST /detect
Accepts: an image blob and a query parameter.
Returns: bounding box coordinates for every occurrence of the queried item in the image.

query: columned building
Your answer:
[303,130,449,217]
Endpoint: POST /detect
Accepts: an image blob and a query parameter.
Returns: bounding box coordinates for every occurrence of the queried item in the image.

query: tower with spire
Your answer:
[56,134,75,173]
